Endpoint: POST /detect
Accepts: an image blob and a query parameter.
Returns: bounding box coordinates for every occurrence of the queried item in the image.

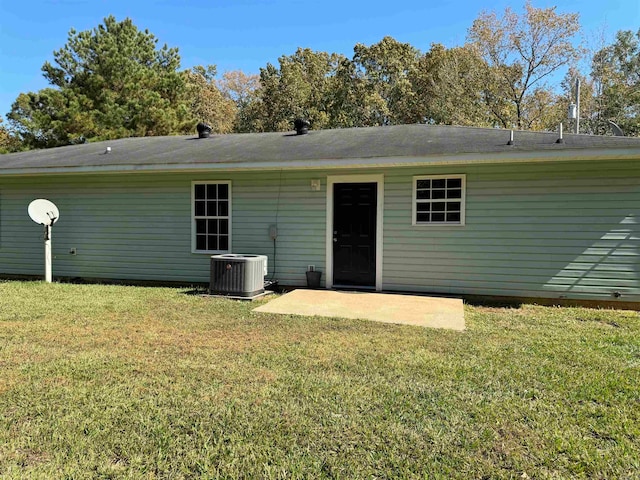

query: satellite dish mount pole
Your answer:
[44,223,52,283]
[44,211,57,283]
[28,199,60,284]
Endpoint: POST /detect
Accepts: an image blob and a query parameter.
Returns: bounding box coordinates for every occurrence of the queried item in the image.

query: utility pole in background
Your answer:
[568,78,581,134]
[575,78,580,134]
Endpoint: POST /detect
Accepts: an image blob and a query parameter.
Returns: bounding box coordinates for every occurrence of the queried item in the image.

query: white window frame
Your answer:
[412,174,466,226]
[191,180,232,254]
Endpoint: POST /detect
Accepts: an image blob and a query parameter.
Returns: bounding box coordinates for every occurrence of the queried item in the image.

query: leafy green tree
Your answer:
[467,1,583,129]
[218,70,260,132]
[325,57,387,128]
[522,87,566,131]
[249,48,343,132]
[0,118,9,151]
[8,16,193,148]
[410,43,491,126]
[182,65,236,134]
[352,36,421,125]
[8,88,94,148]
[591,29,640,136]
[44,16,186,137]
[0,117,23,153]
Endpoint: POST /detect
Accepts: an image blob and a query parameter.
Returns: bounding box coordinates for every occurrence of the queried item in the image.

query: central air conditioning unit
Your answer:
[210,254,268,297]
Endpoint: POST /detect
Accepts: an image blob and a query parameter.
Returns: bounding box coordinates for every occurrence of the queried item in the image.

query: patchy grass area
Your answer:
[0,281,638,479]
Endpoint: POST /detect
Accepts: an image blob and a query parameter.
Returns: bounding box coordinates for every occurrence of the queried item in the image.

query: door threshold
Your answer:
[332,284,376,291]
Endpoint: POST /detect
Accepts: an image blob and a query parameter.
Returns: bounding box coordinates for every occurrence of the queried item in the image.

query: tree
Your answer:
[352,36,421,125]
[218,70,259,106]
[0,118,9,150]
[249,48,343,132]
[410,43,491,126]
[218,70,260,133]
[182,65,236,134]
[44,16,186,137]
[0,117,22,153]
[591,29,640,136]
[521,86,565,131]
[8,16,193,148]
[8,88,94,148]
[467,1,583,129]
[325,56,387,128]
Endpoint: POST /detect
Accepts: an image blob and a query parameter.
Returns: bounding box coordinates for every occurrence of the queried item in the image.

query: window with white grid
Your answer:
[412,175,465,225]
[192,181,231,253]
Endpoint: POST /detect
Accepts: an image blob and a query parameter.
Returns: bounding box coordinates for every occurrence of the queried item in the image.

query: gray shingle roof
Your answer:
[1,124,640,174]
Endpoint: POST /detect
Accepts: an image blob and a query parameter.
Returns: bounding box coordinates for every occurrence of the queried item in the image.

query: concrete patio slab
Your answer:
[253,289,465,330]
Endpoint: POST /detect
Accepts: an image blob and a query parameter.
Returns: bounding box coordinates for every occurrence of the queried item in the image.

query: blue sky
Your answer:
[1,0,639,122]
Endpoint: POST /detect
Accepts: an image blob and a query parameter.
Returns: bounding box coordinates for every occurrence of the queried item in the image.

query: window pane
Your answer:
[447,212,461,222]
[416,189,431,200]
[207,235,218,251]
[218,183,229,200]
[218,201,229,217]
[195,201,206,217]
[413,177,464,226]
[194,183,231,251]
[195,184,205,200]
[196,235,206,251]
[416,212,430,223]
[447,189,462,199]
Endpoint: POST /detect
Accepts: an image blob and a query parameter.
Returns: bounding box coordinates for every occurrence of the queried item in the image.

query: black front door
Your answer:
[333,182,377,287]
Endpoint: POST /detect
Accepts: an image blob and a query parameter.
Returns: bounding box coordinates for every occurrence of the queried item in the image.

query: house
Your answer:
[1,124,640,306]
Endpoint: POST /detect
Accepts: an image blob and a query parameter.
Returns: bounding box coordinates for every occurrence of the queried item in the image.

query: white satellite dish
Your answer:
[27,199,60,283]
[28,198,59,226]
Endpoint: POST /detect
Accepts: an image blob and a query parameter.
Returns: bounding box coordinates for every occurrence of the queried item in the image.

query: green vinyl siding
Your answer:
[382,159,640,301]
[1,157,639,302]
[0,171,326,286]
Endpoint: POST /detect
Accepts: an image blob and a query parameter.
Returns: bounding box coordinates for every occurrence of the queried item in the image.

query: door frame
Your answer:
[326,174,384,291]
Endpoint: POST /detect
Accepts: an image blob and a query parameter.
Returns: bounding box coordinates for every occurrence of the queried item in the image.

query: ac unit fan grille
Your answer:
[210,254,267,297]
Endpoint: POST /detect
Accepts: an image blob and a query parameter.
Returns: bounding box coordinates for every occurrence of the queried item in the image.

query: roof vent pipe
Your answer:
[507,130,514,146]
[294,118,310,135]
[556,123,565,143]
[197,122,212,139]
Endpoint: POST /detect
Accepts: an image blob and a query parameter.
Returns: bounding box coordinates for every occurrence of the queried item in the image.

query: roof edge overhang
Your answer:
[1,147,639,177]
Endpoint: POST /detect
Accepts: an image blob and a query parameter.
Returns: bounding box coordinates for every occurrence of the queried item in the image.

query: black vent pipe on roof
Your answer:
[294,118,310,135]
[197,122,212,138]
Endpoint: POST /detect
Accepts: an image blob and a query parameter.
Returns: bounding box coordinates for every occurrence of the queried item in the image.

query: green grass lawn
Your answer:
[0,281,638,479]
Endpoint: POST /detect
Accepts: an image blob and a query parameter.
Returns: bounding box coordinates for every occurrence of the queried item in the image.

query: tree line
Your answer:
[1,3,638,153]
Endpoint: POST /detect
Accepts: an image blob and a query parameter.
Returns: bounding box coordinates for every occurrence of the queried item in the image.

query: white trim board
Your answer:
[326,174,384,292]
